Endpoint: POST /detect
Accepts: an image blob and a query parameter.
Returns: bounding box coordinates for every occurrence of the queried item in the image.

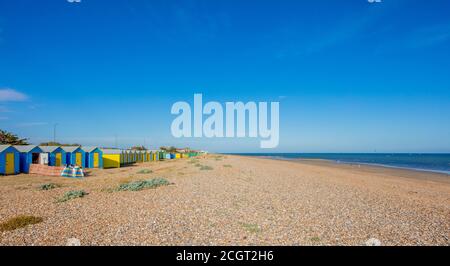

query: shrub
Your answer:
[117,178,170,191]
[241,223,261,233]
[0,215,43,232]
[39,183,59,190]
[57,190,88,202]
[199,165,213,170]
[223,164,232,168]
[137,169,153,174]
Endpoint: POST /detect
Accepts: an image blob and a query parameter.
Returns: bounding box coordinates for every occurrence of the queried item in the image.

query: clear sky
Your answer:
[1,0,449,152]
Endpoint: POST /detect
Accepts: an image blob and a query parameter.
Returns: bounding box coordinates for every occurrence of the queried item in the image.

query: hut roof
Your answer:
[82,146,99,153]
[13,145,40,153]
[39,146,61,153]
[0,145,13,153]
[101,149,121,154]
[61,146,81,153]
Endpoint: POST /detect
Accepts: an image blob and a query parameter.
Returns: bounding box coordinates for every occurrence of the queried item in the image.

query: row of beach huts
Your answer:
[0,145,203,175]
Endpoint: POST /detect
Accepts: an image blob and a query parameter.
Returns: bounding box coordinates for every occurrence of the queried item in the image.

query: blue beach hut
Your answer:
[83,146,103,168]
[0,145,20,175]
[14,145,44,173]
[62,146,86,167]
[39,146,66,166]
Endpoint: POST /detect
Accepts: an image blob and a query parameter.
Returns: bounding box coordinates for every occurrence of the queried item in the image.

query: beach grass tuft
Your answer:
[240,223,261,233]
[223,164,232,168]
[117,178,170,191]
[199,165,213,170]
[137,169,153,174]
[57,190,88,203]
[39,183,60,190]
[0,215,43,232]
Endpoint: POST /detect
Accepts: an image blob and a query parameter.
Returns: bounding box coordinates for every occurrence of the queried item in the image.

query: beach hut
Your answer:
[39,146,66,166]
[135,150,141,163]
[0,145,20,175]
[83,146,103,168]
[143,151,150,162]
[101,149,121,168]
[128,150,133,163]
[125,150,132,164]
[122,150,132,165]
[133,150,138,162]
[62,146,86,167]
[149,151,153,161]
[120,150,126,165]
[14,145,44,173]
[175,153,181,159]
[136,151,143,163]
[165,153,171,160]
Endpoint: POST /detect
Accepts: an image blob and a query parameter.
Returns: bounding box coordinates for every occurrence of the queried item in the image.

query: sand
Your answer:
[0,154,449,246]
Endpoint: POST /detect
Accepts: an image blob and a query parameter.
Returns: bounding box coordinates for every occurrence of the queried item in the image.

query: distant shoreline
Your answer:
[226,153,450,176]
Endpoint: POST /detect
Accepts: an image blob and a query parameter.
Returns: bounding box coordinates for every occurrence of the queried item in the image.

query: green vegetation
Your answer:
[39,183,60,190]
[214,155,224,161]
[57,190,88,203]
[160,146,177,152]
[131,145,147,150]
[137,169,153,174]
[0,129,29,145]
[117,178,170,191]
[40,142,81,146]
[193,162,213,170]
[241,223,261,233]
[223,164,232,168]
[0,215,43,232]
[310,236,321,242]
[199,165,213,170]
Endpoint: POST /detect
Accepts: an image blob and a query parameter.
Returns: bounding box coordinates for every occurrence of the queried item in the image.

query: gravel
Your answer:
[0,155,449,246]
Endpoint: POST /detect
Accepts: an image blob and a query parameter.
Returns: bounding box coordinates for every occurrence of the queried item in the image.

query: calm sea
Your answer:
[230,153,450,175]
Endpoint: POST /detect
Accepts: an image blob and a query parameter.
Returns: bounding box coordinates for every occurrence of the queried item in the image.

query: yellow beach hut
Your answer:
[0,145,20,175]
[101,149,121,168]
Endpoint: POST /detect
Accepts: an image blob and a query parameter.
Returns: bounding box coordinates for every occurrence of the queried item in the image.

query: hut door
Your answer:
[5,153,15,174]
[76,153,82,166]
[55,153,62,166]
[94,153,99,168]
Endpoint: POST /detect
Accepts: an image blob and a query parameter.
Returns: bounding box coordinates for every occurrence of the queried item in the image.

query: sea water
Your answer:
[231,153,450,175]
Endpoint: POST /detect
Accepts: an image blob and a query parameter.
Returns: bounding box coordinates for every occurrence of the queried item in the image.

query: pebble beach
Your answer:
[0,154,449,246]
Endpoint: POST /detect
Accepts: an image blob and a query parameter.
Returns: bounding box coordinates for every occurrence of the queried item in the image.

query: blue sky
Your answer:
[0,0,449,152]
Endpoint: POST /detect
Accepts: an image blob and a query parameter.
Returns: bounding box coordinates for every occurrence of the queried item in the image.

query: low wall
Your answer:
[29,164,65,176]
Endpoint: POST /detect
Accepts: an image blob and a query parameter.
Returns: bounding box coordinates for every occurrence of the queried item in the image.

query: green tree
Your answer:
[40,142,81,146]
[0,129,29,145]
[131,145,147,150]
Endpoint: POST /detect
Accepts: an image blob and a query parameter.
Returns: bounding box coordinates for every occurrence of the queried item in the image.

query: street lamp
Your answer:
[53,123,58,143]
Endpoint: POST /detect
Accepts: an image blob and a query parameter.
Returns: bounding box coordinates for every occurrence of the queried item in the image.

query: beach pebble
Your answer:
[365,238,381,246]
[66,238,81,246]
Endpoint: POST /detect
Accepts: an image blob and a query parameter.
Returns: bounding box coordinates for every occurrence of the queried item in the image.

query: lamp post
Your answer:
[53,123,58,143]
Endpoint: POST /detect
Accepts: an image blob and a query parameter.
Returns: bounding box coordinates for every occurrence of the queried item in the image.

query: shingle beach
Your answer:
[1,155,449,246]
